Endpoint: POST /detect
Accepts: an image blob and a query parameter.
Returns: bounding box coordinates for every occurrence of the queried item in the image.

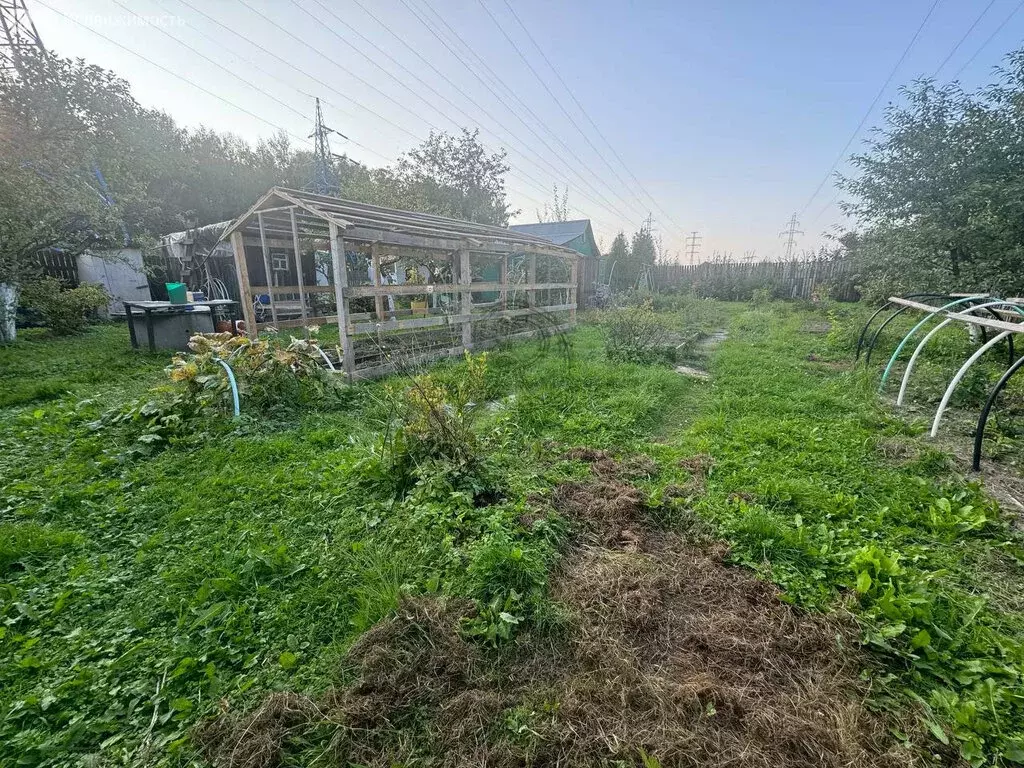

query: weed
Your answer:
[602,302,679,365]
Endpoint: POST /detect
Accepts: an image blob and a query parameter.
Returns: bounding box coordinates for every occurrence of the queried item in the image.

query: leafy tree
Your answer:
[374,128,517,225]
[626,225,657,290]
[840,49,1024,296]
[605,231,630,290]
[0,50,140,340]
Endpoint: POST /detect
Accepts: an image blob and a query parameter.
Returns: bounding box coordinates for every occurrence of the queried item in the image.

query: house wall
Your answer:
[564,233,600,307]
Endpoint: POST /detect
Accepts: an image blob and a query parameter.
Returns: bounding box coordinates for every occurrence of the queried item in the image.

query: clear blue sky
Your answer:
[28,0,1024,259]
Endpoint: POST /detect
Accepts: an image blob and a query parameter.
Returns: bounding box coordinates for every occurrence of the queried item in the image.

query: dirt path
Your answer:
[200,451,917,768]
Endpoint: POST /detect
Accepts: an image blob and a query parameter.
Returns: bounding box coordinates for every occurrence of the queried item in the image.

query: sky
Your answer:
[25,0,1024,261]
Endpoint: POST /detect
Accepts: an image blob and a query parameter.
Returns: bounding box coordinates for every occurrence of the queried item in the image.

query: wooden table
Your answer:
[124,300,238,351]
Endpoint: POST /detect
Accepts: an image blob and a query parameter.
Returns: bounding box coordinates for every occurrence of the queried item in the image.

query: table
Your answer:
[124,300,238,352]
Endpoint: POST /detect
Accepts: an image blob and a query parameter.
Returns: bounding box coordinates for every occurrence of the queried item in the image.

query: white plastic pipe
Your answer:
[898,319,952,406]
[897,300,1023,407]
[931,331,1012,438]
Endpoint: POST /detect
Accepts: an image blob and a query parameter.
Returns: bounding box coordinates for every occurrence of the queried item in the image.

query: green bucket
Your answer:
[166,282,187,304]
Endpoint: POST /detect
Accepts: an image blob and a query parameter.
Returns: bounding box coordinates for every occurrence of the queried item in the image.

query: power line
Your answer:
[933,0,999,76]
[159,0,392,163]
[230,0,607,219]
[951,0,1024,79]
[799,0,942,216]
[485,0,690,243]
[107,0,312,124]
[806,191,842,227]
[172,0,549,212]
[290,0,636,227]
[34,0,314,150]
[392,0,646,227]
[418,0,651,223]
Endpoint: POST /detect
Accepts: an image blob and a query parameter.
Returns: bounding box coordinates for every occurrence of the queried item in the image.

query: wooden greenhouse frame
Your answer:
[221,187,581,381]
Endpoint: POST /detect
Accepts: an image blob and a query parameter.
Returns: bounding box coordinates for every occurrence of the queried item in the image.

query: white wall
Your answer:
[77,249,151,315]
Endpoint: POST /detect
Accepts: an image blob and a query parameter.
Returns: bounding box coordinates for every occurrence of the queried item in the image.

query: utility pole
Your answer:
[308,98,346,196]
[0,0,45,79]
[779,213,803,261]
[684,231,702,264]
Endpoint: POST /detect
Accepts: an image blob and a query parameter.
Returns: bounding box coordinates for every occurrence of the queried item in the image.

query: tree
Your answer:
[0,50,140,340]
[605,231,630,289]
[626,225,657,290]
[840,49,1024,296]
[374,128,517,225]
[537,183,570,222]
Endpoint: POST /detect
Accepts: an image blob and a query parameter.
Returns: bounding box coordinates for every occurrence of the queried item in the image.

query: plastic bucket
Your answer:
[166,282,187,304]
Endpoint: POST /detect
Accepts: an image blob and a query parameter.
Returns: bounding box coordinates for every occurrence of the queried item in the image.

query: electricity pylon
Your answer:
[780,213,804,261]
[308,98,346,196]
[1,0,45,79]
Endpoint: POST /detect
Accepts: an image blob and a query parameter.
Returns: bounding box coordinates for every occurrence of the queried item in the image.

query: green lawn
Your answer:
[0,325,168,409]
[0,316,704,766]
[2,303,1023,767]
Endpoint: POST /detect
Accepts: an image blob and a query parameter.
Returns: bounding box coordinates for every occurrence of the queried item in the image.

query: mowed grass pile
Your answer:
[648,304,1024,765]
[0,319,698,766]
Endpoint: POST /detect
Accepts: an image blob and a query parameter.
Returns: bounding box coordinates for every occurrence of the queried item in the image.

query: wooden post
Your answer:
[329,222,355,380]
[230,229,257,337]
[527,253,537,308]
[569,255,579,324]
[371,242,385,321]
[290,208,309,325]
[500,254,508,311]
[257,212,278,326]
[459,247,473,350]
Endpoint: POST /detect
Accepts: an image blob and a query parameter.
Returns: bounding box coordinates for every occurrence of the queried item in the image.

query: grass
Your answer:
[650,303,1024,765]
[0,325,167,409]
[0,315,702,766]
[2,299,1023,766]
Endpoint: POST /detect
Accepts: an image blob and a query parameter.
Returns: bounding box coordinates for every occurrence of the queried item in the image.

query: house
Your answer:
[507,220,601,307]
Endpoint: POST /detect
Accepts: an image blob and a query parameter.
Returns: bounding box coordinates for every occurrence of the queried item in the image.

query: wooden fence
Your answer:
[40,252,79,285]
[651,257,856,301]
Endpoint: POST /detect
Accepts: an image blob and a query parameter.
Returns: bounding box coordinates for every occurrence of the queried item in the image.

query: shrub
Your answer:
[19,278,108,335]
[603,302,677,364]
[382,352,494,495]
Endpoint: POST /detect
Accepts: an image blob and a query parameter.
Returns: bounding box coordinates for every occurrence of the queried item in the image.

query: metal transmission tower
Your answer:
[308,98,345,196]
[779,213,804,260]
[0,0,45,78]
[684,231,702,264]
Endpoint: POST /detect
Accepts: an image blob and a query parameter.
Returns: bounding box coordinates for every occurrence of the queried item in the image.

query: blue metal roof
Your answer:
[507,219,590,246]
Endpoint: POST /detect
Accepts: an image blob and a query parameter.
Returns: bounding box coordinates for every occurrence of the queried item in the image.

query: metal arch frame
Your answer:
[973,355,1024,470]
[878,295,991,389]
[931,331,1013,437]
[896,301,1024,406]
[855,293,948,362]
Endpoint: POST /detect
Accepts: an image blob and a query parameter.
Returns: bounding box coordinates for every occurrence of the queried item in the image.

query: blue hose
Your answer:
[214,358,240,417]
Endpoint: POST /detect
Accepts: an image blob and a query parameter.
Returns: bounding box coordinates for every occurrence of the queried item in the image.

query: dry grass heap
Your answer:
[198,452,921,768]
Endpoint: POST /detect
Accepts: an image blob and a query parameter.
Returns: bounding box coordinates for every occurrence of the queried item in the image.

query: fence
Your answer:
[40,252,79,285]
[651,257,856,301]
